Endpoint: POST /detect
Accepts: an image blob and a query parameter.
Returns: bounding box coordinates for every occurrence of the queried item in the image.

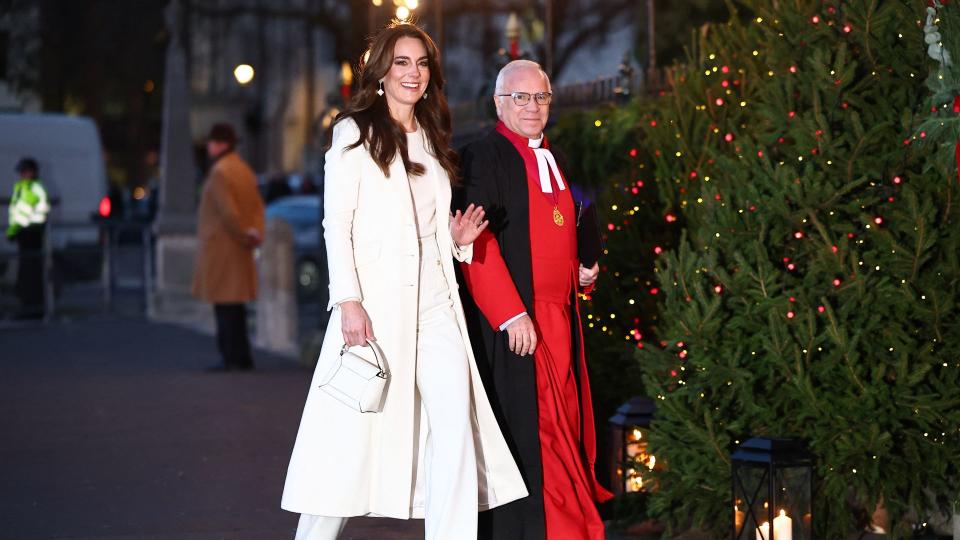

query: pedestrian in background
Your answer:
[191,123,264,371]
[6,157,49,319]
[281,23,527,540]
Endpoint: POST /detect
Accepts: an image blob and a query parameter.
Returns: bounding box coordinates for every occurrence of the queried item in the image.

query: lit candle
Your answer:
[625,468,639,492]
[734,505,745,531]
[756,521,769,540]
[756,510,792,540]
[774,510,793,540]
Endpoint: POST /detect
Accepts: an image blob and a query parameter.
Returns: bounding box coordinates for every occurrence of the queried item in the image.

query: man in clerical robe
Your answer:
[456,59,613,540]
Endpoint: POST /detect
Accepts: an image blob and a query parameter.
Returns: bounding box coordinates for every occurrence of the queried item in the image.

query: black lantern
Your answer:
[608,396,657,494]
[731,437,814,540]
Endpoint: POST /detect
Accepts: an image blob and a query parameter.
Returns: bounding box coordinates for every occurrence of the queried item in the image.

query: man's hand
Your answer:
[450,204,488,247]
[505,314,538,356]
[244,227,262,248]
[579,262,599,287]
[340,300,375,347]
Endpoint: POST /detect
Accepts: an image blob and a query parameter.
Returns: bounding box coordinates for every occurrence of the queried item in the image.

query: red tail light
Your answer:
[98,196,111,218]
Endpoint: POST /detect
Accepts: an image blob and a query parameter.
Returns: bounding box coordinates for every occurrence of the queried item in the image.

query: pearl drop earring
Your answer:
[377,81,384,96]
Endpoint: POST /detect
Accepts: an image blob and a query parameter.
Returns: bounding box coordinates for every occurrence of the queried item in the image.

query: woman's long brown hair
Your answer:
[334,22,458,183]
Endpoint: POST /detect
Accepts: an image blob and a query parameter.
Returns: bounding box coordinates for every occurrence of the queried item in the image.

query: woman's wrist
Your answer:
[338,299,362,312]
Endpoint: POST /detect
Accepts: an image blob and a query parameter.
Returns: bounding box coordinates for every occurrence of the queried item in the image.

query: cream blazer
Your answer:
[281,118,528,518]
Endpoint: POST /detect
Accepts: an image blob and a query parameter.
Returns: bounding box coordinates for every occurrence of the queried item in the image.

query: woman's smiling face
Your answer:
[382,36,430,112]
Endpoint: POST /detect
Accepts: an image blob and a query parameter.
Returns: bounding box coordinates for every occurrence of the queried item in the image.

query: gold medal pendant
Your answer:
[553,206,564,227]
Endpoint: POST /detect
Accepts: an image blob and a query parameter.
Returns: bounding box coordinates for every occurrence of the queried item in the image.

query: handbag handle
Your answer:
[340,339,386,372]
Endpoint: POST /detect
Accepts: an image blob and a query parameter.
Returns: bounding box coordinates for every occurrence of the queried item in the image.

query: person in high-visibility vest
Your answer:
[6,157,49,318]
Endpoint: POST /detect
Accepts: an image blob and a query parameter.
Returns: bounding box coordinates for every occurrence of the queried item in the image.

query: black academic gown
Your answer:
[455,129,588,540]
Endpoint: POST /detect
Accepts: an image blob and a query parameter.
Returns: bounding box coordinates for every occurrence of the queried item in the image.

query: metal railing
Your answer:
[98,220,154,313]
[0,219,154,324]
[552,72,645,110]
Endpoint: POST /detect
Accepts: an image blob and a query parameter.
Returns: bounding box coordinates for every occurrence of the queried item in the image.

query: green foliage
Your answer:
[611,491,652,532]
[559,0,960,538]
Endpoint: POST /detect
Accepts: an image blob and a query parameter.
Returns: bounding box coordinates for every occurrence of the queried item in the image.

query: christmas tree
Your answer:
[560,0,960,537]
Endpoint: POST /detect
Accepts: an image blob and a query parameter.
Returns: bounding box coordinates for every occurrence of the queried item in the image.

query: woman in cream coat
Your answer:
[281,23,527,540]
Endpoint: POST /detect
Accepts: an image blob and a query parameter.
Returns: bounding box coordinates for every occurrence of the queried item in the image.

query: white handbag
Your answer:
[317,340,389,413]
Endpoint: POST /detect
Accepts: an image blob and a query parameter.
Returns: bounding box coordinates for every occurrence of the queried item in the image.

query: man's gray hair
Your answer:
[494,60,552,95]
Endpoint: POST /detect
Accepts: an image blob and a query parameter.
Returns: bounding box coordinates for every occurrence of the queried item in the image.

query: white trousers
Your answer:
[294,515,347,540]
[295,237,479,540]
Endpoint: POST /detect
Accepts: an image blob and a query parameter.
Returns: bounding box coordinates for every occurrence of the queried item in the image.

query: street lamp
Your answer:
[369,0,416,34]
[340,61,353,101]
[233,63,255,85]
[395,0,417,22]
[506,12,521,60]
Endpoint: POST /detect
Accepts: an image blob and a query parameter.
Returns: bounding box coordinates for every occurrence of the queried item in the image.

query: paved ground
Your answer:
[0,316,898,540]
[0,316,421,540]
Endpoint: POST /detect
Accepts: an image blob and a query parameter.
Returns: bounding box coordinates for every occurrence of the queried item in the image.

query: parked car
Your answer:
[258,172,321,204]
[264,195,325,299]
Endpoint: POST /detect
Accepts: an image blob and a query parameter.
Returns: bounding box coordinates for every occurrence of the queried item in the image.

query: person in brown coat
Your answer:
[192,123,265,371]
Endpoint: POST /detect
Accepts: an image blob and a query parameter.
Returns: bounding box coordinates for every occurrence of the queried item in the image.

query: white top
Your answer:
[406,128,437,239]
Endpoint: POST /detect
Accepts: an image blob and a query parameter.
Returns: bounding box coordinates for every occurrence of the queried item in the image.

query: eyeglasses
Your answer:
[496,91,553,107]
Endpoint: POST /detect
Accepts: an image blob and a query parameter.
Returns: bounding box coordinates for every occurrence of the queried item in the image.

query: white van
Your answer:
[0,113,107,261]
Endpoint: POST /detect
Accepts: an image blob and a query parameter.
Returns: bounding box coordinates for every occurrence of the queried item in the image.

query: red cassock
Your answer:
[461,122,613,540]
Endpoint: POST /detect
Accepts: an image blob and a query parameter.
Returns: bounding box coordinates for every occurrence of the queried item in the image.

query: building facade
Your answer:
[0,0,42,112]
[183,0,344,177]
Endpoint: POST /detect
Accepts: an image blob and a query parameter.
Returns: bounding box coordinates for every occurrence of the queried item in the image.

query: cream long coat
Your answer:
[281,118,528,519]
